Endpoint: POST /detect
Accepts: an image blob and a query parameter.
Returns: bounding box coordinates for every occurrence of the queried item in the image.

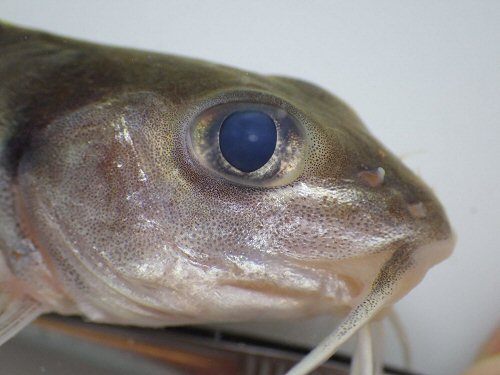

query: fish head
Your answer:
[14,53,454,325]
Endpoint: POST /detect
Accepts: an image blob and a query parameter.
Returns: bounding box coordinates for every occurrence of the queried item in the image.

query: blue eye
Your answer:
[219,111,277,173]
[190,100,306,187]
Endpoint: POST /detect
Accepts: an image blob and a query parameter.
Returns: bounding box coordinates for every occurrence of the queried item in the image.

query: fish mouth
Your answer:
[391,232,456,298]
[285,229,456,314]
[282,234,456,375]
[284,233,456,375]
[354,233,456,308]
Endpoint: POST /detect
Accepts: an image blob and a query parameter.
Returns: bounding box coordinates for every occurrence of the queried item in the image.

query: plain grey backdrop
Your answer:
[1,1,499,375]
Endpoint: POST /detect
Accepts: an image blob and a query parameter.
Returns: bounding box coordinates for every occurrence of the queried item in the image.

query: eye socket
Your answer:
[188,100,307,188]
[219,111,277,173]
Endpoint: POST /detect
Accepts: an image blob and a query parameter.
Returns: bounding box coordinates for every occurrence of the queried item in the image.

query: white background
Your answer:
[2,1,499,374]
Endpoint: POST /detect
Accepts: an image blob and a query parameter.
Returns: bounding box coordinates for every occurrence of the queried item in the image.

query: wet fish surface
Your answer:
[0,23,454,374]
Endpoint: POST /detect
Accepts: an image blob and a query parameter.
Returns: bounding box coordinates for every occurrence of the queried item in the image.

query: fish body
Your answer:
[0,24,454,373]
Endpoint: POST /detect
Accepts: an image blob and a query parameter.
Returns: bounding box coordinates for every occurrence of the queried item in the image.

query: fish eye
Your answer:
[188,98,307,187]
[219,111,277,173]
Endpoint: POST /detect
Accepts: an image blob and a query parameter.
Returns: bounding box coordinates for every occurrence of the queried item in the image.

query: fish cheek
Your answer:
[14,95,177,301]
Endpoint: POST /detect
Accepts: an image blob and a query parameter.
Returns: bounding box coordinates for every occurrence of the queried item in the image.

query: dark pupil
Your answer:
[219,111,277,173]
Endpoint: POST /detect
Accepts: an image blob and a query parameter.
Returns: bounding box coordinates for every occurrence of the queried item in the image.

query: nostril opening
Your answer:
[407,202,427,219]
[357,166,385,187]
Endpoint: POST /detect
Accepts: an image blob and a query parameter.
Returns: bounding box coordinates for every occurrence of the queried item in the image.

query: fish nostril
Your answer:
[407,202,427,219]
[357,167,385,188]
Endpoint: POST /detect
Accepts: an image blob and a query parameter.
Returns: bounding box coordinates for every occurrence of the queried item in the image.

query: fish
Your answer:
[0,22,454,374]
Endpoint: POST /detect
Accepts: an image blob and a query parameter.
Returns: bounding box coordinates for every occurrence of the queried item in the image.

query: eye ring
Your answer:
[187,93,308,188]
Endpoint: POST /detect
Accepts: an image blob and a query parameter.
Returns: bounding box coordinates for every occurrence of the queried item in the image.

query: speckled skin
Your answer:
[0,24,453,333]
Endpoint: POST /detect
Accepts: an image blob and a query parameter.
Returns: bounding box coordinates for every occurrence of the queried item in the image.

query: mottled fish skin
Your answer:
[0,24,453,331]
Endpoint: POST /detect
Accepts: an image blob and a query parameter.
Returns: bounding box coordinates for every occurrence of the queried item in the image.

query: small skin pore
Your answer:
[0,23,454,374]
